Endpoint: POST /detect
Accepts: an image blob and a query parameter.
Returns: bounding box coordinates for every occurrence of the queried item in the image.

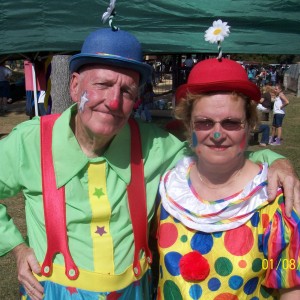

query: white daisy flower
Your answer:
[204,19,230,44]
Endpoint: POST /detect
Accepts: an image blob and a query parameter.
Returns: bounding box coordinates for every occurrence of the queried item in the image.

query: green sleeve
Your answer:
[0,128,26,256]
[246,149,285,165]
[0,205,25,256]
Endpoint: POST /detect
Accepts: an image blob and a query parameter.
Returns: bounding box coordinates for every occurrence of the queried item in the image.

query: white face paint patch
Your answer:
[79,91,89,112]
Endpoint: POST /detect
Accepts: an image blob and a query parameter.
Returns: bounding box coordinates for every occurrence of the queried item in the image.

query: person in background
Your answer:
[183,54,195,82]
[136,81,154,122]
[0,61,12,112]
[270,83,289,146]
[0,29,299,300]
[257,85,274,113]
[256,67,267,87]
[247,65,257,84]
[157,58,300,300]
[256,85,275,146]
[270,68,277,86]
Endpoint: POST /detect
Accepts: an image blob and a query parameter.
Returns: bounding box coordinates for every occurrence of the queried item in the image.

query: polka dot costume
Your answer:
[157,158,300,299]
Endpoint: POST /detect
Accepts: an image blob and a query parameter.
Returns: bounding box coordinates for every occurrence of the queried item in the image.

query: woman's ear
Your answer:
[70,73,80,103]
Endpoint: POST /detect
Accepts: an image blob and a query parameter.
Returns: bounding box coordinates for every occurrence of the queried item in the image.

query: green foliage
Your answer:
[230,54,300,65]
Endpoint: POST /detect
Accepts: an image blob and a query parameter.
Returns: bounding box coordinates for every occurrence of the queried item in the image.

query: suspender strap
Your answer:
[127,118,152,277]
[40,114,79,280]
[40,116,151,280]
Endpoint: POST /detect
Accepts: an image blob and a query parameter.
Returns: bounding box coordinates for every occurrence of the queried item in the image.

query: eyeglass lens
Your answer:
[193,118,244,131]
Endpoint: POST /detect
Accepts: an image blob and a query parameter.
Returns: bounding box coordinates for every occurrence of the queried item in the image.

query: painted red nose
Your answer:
[109,100,119,110]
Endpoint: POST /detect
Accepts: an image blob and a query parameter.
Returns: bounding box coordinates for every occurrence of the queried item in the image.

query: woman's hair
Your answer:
[262,85,274,94]
[174,91,257,143]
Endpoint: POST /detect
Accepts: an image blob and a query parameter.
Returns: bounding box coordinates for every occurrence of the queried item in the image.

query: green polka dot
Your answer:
[164,280,183,300]
[180,235,188,242]
[215,257,233,276]
[252,258,262,272]
[260,285,277,298]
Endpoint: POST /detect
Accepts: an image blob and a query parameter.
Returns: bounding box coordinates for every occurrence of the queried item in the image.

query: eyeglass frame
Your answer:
[192,117,246,131]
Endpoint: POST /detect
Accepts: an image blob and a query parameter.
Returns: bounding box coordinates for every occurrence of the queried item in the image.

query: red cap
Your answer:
[176,58,261,103]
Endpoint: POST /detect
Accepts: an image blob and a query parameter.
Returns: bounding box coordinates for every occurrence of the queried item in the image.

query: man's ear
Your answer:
[70,73,80,103]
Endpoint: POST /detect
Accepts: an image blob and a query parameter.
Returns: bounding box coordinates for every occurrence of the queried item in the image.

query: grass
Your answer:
[0,92,299,298]
[248,91,300,177]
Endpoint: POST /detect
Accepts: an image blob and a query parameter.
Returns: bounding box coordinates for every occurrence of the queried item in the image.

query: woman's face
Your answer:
[190,93,249,167]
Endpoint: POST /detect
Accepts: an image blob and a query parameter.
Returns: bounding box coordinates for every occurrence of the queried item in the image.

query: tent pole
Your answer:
[31,63,39,116]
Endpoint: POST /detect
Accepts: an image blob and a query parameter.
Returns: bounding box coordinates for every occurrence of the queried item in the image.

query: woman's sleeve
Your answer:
[262,193,300,289]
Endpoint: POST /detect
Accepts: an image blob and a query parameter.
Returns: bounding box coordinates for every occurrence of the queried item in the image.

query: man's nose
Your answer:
[108,88,121,110]
[109,99,119,110]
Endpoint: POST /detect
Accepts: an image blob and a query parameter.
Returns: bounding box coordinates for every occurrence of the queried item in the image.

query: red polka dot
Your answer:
[238,260,247,268]
[224,225,254,256]
[214,293,238,300]
[262,213,270,229]
[158,223,178,248]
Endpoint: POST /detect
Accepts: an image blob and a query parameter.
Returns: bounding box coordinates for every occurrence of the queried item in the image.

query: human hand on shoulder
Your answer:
[267,159,300,217]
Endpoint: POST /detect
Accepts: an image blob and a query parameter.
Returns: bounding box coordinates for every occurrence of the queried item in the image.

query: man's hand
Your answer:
[268,158,300,217]
[12,243,44,300]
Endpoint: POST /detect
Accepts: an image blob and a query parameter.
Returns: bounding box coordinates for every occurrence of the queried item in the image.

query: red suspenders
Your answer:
[40,114,79,280]
[127,118,152,276]
[40,115,152,280]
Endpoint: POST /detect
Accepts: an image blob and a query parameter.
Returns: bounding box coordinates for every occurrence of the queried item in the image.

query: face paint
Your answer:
[192,131,198,148]
[79,91,89,112]
[239,132,247,151]
[213,132,221,139]
[109,99,119,110]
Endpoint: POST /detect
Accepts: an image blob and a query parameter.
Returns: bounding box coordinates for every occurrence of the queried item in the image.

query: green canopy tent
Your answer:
[1,0,300,60]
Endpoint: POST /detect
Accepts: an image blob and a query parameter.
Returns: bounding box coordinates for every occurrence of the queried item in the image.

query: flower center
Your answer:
[213,28,222,35]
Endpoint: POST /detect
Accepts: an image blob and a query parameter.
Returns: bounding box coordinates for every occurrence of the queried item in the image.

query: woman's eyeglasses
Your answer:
[193,118,245,131]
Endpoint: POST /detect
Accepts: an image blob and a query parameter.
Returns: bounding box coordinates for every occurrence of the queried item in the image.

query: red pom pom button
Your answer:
[179,251,210,281]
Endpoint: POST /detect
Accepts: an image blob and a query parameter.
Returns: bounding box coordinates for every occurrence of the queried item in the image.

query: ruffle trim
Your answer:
[160,157,271,232]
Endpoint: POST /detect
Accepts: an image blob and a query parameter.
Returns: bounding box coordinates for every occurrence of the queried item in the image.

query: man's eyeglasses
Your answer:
[193,118,245,131]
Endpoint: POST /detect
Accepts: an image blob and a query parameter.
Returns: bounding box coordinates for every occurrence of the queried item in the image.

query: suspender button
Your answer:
[68,269,76,277]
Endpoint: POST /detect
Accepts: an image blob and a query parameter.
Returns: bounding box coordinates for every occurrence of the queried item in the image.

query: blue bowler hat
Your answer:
[69,28,152,86]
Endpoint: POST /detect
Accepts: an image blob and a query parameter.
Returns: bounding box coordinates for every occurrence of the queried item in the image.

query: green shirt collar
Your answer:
[52,105,131,187]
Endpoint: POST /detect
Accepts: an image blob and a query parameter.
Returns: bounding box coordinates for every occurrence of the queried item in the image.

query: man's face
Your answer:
[70,65,140,138]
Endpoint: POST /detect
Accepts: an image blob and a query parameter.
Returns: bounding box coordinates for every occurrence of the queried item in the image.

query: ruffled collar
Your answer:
[159,157,271,232]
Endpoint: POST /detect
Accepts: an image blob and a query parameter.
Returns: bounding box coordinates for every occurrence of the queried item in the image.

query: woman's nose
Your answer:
[211,123,223,140]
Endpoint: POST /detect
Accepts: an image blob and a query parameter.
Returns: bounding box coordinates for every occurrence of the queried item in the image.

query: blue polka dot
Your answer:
[212,232,223,238]
[250,297,259,300]
[229,275,244,290]
[244,277,259,295]
[174,217,180,223]
[191,232,213,254]
[164,252,182,276]
[160,205,170,220]
[208,278,221,291]
[189,284,202,300]
[250,212,260,227]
